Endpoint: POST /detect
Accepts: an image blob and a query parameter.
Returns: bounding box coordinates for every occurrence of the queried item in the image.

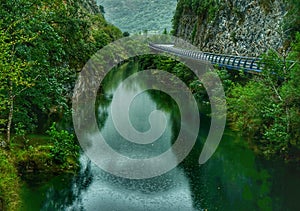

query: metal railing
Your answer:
[149,43,263,73]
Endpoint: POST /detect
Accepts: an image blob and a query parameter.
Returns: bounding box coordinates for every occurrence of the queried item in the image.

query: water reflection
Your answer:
[75,60,196,209]
[20,60,300,211]
[64,156,195,211]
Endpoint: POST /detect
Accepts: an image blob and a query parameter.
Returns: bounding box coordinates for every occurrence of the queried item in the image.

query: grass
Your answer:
[0,150,21,211]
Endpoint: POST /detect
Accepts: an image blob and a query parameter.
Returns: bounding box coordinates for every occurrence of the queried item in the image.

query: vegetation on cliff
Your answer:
[170,0,300,160]
[172,0,300,56]
[226,35,300,159]
[173,0,300,37]
[0,0,122,209]
[141,39,300,162]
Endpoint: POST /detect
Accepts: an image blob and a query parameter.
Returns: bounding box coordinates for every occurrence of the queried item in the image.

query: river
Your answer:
[20,61,300,210]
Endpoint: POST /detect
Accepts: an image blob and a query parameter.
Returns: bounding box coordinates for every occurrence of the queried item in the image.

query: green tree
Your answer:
[0,29,36,146]
[227,33,300,158]
[123,31,130,37]
[163,28,168,35]
[0,0,122,147]
[0,0,122,209]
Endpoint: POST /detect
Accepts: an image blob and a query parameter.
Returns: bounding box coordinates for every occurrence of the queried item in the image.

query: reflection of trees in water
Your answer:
[95,94,110,130]
[95,60,139,131]
[44,59,214,209]
[146,90,180,144]
[94,59,199,207]
[143,70,273,210]
[41,159,94,210]
[40,61,145,209]
[93,60,187,194]
[41,58,298,211]
[179,129,274,211]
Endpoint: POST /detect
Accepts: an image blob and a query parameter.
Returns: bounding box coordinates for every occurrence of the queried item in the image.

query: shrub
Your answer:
[46,123,80,167]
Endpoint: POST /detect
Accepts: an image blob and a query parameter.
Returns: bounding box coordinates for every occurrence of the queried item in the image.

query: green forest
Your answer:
[171,0,300,160]
[139,38,300,160]
[0,0,299,210]
[0,0,122,209]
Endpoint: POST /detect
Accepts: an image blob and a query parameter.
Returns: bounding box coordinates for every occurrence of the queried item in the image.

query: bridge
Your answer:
[149,43,263,73]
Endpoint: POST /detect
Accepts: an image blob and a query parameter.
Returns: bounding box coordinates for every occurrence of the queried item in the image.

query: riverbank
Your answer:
[138,42,300,162]
[0,125,80,210]
[18,60,300,210]
[0,150,20,211]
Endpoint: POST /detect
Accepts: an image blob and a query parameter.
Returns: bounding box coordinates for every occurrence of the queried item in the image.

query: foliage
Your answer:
[138,54,216,105]
[0,1,122,209]
[226,33,300,159]
[163,28,168,35]
[172,0,185,35]
[284,0,300,39]
[172,0,218,35]
[123,31,130,37]
[12,133,79,178]
[0,150,20,211]
[195,0,218,22]
[139,33,300,160]
[0,0,122,145]
[46,123,79,166]
[0,28,36,145]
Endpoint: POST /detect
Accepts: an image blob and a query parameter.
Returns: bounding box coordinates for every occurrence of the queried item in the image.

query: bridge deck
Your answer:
[149,43,263,73]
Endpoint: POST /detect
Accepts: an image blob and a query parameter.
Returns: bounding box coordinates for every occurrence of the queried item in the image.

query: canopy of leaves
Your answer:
[227,33,300,159]
[0,0,122,139]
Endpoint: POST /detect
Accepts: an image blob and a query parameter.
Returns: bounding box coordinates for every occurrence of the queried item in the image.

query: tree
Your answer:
[0,29,36,147]
[123,31,130,37]
[227,33,300,158]
[99,5,105,14]
[163,28,168,35]
[0,0,122,147]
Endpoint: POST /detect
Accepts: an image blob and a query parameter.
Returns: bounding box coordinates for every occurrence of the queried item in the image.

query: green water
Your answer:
[20,61,300,210]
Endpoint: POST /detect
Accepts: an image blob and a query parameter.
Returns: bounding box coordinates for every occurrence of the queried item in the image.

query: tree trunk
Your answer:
[6,95,14,148]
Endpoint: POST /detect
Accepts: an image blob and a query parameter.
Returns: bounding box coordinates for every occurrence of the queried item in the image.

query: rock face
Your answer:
[80,0,102,14]
[174,0,287,57]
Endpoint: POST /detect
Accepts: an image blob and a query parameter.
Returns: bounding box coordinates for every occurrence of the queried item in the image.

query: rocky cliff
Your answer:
[173,0,288,57]
[80,0,102,14]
